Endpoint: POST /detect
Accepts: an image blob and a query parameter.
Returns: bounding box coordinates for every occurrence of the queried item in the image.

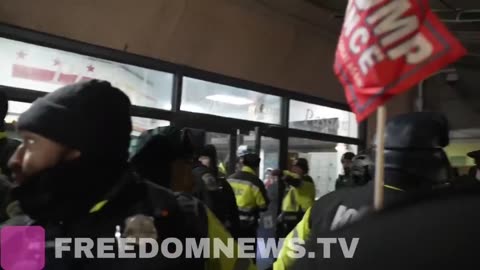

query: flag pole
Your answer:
[374,105,387,211]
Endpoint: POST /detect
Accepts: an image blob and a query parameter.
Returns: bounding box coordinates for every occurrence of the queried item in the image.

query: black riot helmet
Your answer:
[351,154,374,186]
[373,112,453,189]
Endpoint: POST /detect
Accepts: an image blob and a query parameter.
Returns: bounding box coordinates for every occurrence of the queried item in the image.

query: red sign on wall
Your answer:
[334,0,467,122]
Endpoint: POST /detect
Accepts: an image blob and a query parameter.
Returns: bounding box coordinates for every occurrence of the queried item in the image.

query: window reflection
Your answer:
[181,78,281,124]
[289,100,358,138]
[0,38,173,110]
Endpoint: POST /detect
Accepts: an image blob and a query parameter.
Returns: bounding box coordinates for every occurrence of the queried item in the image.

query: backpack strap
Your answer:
[174,192,209,238]
[144,180,181,218]
[143,180,209,239]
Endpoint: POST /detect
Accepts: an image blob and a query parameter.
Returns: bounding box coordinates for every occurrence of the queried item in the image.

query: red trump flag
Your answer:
[334,0,467,122]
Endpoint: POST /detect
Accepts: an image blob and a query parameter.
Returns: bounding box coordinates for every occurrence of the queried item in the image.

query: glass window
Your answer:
[5,101,31,125]
[260,136,280,181]
[5,101,31,139]
[0,37,173,110]
[288,137,358,199]
[289,100,358,138]
[240,131,280,181]
[181,77,281,124]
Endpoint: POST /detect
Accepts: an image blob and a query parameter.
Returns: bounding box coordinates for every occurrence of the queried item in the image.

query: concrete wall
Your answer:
[366,91,416,145]
[0,0,414,134]
[424,68,480,132]
[0,0,345,100]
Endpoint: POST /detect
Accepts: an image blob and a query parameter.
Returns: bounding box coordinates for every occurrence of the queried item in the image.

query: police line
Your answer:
[51,237,359,259]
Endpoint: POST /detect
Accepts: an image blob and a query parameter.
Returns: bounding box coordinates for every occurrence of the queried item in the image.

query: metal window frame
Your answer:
[0,22,367,170]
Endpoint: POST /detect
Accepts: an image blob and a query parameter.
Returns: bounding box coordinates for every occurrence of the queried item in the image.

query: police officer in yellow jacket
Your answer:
[228,146,269,250]
[277,169,315,238]
[290,158,315,186]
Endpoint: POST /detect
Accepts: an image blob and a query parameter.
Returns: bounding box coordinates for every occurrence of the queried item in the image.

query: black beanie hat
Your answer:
[197,144,217,160]
[17,80,132,163]
[130,126,195,166]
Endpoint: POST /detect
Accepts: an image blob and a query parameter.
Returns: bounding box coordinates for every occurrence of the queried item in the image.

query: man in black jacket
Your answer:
[2,80,210,269]
[318,112,451,231]
[274,112,454,270]
[129,126,198,191]
[335,152,356,190]
[291,186,480,270]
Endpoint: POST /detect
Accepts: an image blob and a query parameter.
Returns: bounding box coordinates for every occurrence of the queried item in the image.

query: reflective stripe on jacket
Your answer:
[228,166,269,225]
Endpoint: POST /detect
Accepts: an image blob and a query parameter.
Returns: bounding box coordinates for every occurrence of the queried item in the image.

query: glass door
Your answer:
[205,132,231,177]
[238,130,280,181]
[239,128,280,270]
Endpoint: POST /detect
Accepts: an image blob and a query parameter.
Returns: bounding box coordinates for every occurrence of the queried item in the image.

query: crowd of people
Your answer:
[0,80,479,269]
